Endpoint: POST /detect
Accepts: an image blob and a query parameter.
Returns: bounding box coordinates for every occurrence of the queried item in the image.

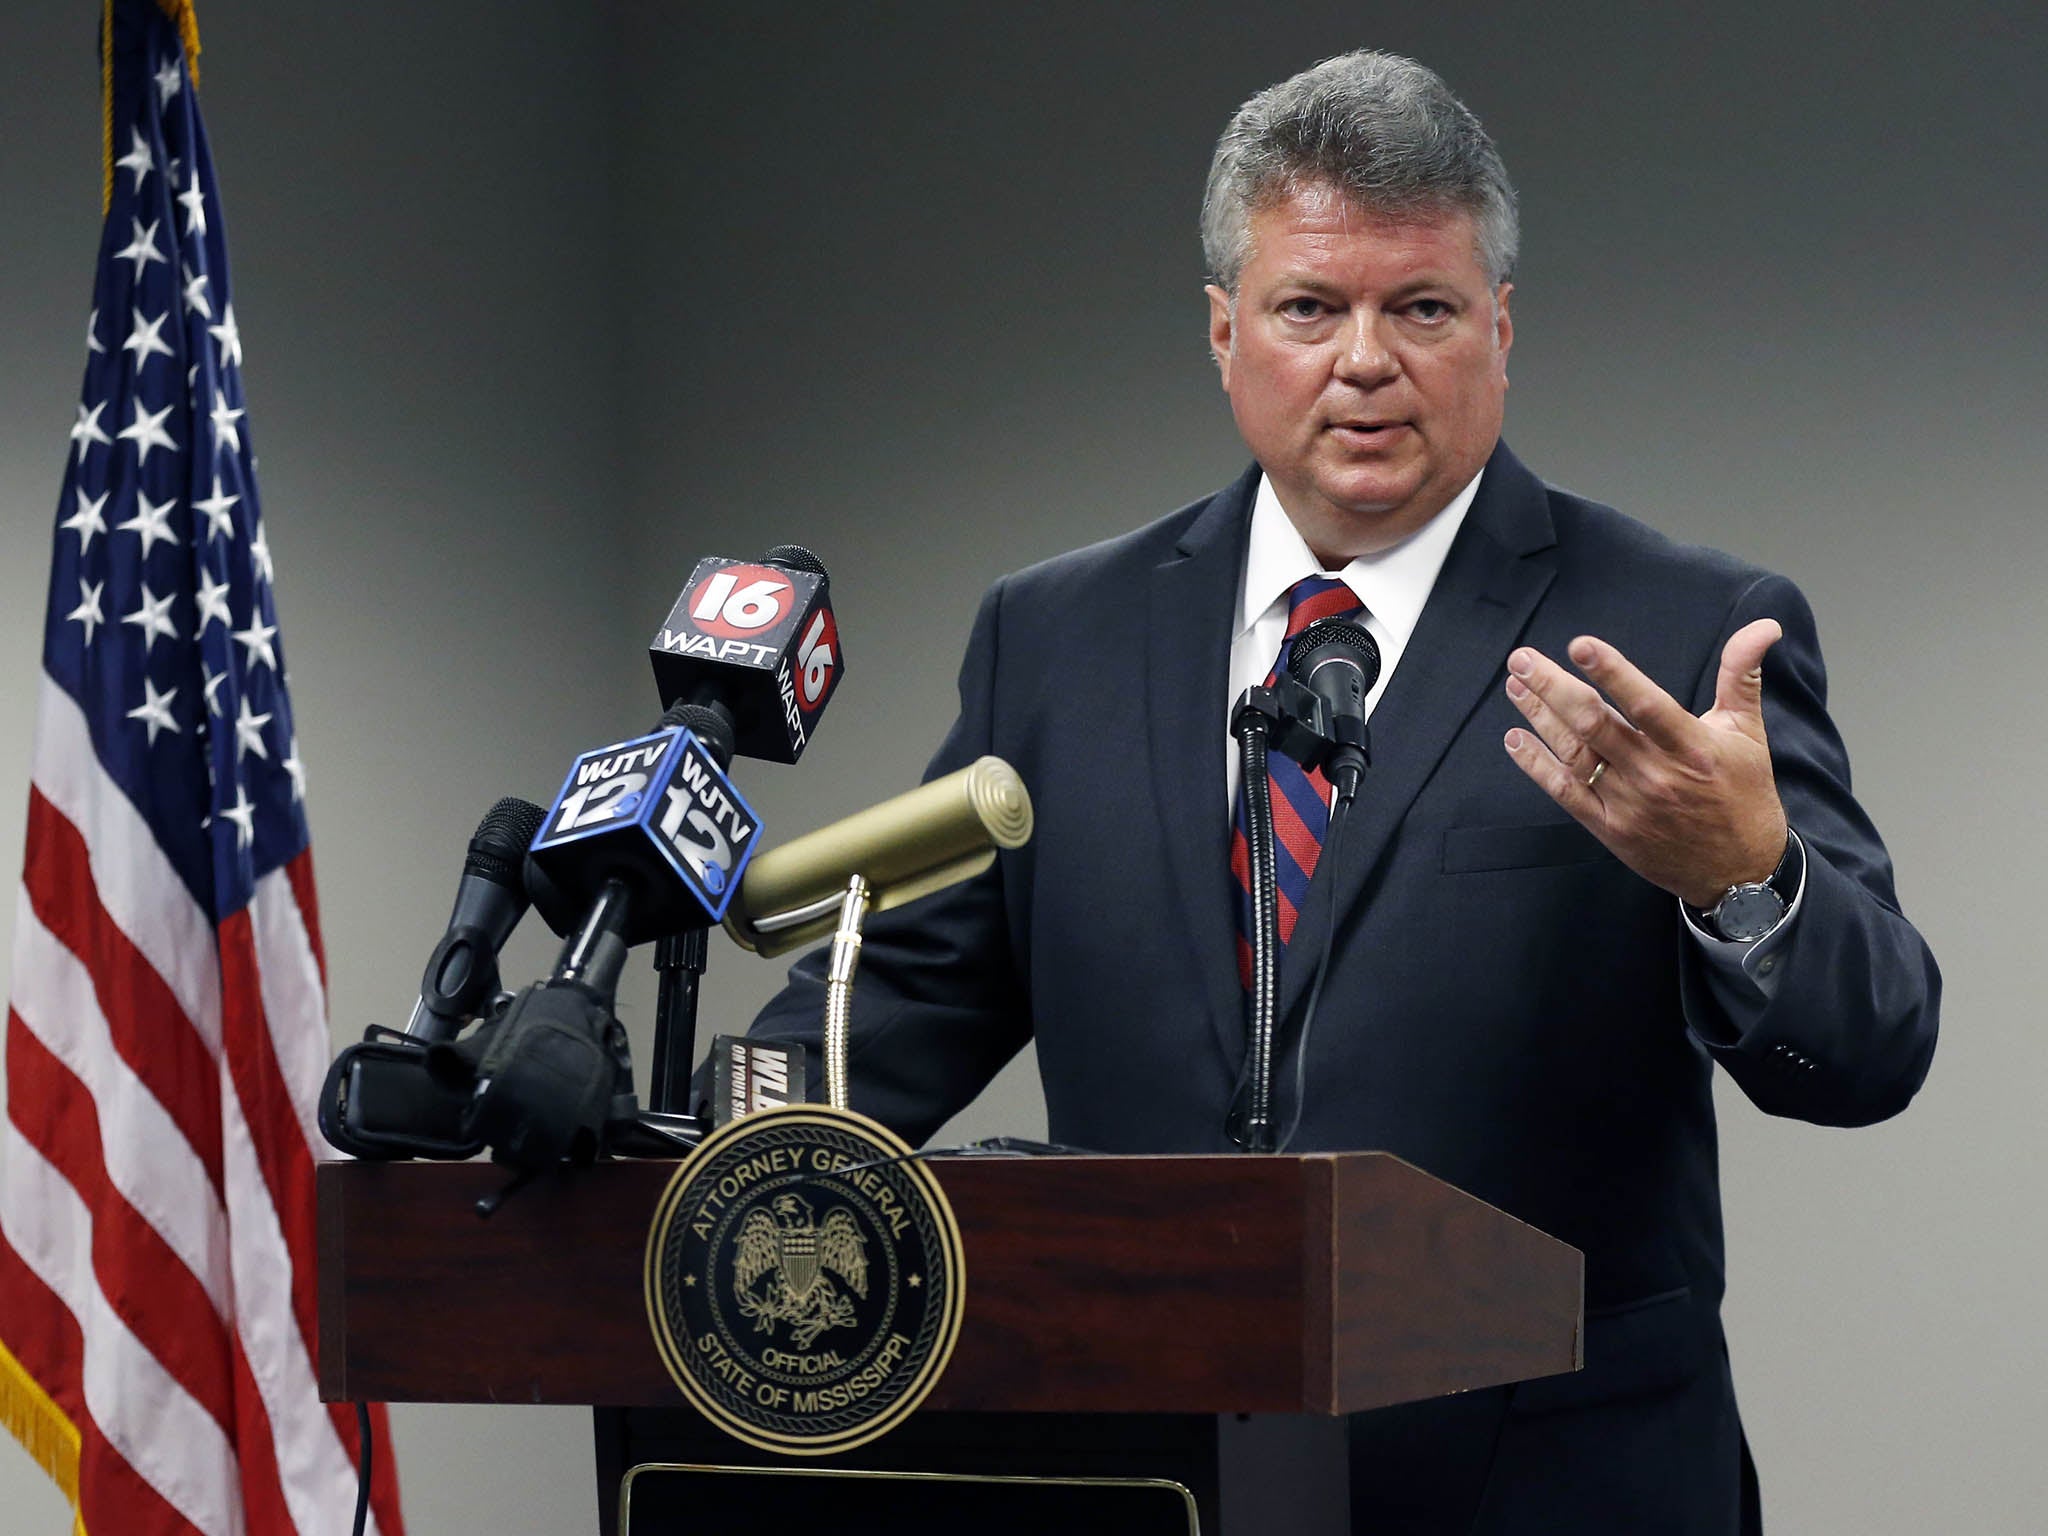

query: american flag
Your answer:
[0,5,404,1533]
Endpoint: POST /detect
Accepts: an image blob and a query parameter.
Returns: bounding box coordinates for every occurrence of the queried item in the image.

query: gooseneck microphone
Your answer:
[1285,617,1382,804]
[404,797,549,1043]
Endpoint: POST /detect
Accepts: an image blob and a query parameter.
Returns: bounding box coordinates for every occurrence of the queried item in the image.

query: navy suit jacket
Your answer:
[746,441,1939,1532]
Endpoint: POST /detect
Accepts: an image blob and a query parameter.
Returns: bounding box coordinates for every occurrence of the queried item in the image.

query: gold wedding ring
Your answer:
[1584,759,1608,789]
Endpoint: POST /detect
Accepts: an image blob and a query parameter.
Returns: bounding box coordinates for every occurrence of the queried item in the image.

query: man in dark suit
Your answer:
[742,49,1937,1533]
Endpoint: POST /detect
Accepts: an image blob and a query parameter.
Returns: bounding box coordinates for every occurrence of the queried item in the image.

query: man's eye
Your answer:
[1408,299,1452,322]
[1279,297,1326,319]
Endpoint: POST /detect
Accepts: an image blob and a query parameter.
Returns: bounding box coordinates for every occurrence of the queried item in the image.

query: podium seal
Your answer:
[644,1104,965,1455]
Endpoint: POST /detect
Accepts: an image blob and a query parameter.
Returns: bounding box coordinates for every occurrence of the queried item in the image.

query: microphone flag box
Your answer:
[649,557,844,764]
[529,727,762,943]
[709,1035,809,1126]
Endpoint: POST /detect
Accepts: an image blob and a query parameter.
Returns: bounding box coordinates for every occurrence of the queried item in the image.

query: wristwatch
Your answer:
[1688,832,1801,943]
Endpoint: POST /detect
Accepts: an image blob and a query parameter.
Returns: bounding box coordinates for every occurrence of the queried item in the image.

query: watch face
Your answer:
[1716,884,1785,942]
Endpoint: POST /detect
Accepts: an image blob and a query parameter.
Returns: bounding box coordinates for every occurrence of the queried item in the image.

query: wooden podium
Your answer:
[318,1152,1581,1533]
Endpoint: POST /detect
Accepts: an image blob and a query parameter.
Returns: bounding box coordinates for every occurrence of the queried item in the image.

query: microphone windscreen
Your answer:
[1289,617,1383,693]
[468,798,548,884]
[763,544,829,582]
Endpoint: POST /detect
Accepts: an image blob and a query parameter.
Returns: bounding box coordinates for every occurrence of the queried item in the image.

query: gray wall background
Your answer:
[2,2,2041,1530]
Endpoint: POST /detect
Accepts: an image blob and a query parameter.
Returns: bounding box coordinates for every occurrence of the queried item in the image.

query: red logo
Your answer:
[685,564,792,639]
[794,605,838,713]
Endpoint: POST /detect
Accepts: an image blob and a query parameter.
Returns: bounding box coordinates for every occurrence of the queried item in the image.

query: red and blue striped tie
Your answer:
[1231,575,1362,986]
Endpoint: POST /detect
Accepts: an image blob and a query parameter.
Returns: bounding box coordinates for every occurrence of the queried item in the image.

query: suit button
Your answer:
[1758,956,1777,975]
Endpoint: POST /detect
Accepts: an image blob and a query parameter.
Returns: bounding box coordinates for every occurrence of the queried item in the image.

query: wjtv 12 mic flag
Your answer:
[0,5,404,1533]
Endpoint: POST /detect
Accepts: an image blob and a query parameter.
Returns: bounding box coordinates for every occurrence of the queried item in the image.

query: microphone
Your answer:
[404,797,549,1043]
[1286,616,1381,803]
[649,544,844,763]
[524,698,761,947]
[724,756,1033,957]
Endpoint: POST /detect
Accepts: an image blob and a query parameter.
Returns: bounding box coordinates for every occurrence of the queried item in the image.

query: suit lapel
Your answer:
[1276,443,1560,1024]
[1146,466,1259,1068]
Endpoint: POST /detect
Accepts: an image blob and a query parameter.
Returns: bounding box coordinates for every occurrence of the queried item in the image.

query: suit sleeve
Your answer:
[1677,573,1940,1125]
[726,580,1034,1146]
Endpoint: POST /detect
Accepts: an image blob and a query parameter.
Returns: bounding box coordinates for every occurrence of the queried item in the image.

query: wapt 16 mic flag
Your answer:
[649,557,842,763]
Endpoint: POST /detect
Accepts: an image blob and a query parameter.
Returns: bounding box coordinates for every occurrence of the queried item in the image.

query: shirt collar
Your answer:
[1237,467,1486,645]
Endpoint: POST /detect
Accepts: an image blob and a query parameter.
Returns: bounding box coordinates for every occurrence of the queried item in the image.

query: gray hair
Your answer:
[1200,51,1519,292]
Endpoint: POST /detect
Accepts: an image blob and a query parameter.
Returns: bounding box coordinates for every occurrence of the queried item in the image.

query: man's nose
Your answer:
[1333,313,1398,385]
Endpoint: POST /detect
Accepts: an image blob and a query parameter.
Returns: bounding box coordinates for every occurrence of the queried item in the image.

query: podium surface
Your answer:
[317,1151,1581,1415]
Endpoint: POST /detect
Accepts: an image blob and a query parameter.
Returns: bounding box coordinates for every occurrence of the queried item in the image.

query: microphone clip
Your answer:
[1231,680,1368,777]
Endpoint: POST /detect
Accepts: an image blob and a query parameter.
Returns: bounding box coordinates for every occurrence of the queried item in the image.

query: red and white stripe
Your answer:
[1,676,403,1535]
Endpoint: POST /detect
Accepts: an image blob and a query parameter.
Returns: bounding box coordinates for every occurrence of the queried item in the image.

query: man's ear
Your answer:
[1205,283,1234,391]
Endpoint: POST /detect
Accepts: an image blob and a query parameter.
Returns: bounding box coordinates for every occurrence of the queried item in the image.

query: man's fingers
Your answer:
[1563,635,1694,752]
[1505,647,1641,764]
[1503,671,1609,779]
[1503,727,1604,821]
[1712,619,1783,723]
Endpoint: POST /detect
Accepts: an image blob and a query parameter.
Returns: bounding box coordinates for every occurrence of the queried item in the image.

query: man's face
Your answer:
[1206,183,1513,561]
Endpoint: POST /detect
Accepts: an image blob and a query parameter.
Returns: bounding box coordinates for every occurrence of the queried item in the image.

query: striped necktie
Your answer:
[1231,574,1362,986]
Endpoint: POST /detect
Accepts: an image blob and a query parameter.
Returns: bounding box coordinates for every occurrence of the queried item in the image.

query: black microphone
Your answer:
[648,545,844,763]
[1286,617,1381,804]
[404,798,549,1043]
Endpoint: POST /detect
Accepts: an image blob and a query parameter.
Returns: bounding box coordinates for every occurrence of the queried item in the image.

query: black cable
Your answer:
[1276,794,1351,1155]
[1232,719,1281,1150]
[351,1400,372,1536]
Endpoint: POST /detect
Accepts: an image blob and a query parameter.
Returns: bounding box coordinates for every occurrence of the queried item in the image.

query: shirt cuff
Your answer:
[1680,830,1806,1000]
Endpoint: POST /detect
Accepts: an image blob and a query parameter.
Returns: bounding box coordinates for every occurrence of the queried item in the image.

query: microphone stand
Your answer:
[648,929,707,1114]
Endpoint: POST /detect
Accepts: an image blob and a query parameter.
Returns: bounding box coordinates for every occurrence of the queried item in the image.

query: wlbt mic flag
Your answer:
[0,5,404,1534]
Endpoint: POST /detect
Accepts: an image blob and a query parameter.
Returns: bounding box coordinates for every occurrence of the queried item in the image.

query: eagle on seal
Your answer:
[734,1191,868,1349]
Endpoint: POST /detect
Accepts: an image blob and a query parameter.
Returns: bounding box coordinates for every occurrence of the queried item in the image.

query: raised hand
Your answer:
[1500,619,1788,909]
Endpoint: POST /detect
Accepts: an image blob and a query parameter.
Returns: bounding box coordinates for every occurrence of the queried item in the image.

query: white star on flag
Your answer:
[122,306,176,372]
[115,126,154,193]
[232,615,278,672]
[233,695,273,762]
[61,488,109,553]
[281,739,307,803]
[249,524,274,585]
[203,666,229,717]
[154,56,182,106]
[181,264,212,319]
[122,582,180,653]
[195,565,232,631]
[114,216,166,279]
[85,307,106,354]
[67,579,106,645]
[209,302,242,369]
[70,400,111,461]
[126,676,182,745]
[178,177,207,237]
[117,399,178,463]
[194,474,238,541]
[220,783,257,848]
[117,491,179,558]
[210,389,244,456]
